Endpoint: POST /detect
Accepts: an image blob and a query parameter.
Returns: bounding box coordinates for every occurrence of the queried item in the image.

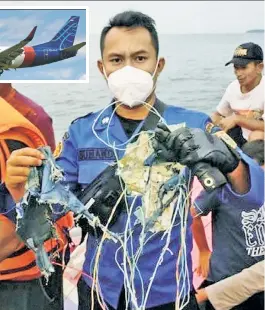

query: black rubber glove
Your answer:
[153,123,240,174]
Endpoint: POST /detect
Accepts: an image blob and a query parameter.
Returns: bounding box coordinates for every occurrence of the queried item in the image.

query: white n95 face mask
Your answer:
[106,65,156,108]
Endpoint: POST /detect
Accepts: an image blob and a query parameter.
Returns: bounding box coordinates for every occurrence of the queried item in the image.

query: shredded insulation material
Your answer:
[118,131,184,232]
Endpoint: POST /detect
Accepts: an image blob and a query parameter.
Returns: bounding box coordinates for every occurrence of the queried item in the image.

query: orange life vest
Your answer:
[0,97,74,281]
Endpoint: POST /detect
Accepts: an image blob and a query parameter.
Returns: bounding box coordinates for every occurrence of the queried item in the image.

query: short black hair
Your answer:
[242,140,264,166]
[100,11,159,57]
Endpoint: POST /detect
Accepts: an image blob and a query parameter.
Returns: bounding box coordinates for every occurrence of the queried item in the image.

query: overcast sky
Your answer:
[1,1,264,34]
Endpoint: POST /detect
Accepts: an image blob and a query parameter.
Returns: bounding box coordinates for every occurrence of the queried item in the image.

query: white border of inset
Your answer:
[0,6,89,83]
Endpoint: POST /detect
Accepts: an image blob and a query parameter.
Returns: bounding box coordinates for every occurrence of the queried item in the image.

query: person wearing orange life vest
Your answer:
[0,84,73,310]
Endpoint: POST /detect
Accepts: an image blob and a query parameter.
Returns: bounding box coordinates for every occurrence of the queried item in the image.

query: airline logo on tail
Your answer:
[49,16,81,49]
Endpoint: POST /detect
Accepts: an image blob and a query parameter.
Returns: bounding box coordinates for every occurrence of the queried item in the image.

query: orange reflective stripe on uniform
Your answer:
[0,243,61,281]
[0,214,72,281]
[0,244,39,280]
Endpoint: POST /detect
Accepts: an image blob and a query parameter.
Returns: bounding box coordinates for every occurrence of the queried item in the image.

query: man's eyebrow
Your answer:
[131,50,149,56]
[107,52,124,58]
[107,50,149,58]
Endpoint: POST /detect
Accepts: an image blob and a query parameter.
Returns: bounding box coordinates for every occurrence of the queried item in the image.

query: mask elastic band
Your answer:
[151,57,160,78]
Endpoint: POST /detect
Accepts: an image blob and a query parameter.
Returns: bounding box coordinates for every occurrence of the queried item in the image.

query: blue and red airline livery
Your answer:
[0,16,86,76]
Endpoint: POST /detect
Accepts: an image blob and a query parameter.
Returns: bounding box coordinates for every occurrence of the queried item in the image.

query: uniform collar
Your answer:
[93,100,129,145]
[94,97,161,131]
[93,98,162,145]
[94,101,116,131]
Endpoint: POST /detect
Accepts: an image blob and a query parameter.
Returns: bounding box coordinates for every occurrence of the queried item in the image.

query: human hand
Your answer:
[219,115,238,132]
[196,249,212,278]
[151,123,177,162]
[5,147,45,202]
[195,288,208,304]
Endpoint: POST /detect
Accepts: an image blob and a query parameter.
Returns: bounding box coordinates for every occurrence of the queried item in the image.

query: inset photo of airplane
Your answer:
[0,8,88,81]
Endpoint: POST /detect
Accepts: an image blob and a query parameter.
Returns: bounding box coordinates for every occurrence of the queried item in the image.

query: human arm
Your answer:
[0,184,25,261]
[5,125,78,202]
[219,114,264,133]
[195,288,208,304]
[5,148,44,202]
[190,183,221,279]
[211,83,235,127]
[236,115,264,132]
[1,149,53,261]
[212,84,234,125]
[225,159,250,194]
[211,111,224,126]
[0,215,24,262]
[196,260,265,310]
[191,207,211,278]
[1,125,80,269]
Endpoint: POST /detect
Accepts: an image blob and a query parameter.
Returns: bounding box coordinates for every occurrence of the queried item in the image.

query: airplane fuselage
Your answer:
[0,45,77,69]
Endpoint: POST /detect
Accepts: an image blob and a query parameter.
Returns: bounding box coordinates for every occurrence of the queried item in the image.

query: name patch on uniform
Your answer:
[78,148,116,161]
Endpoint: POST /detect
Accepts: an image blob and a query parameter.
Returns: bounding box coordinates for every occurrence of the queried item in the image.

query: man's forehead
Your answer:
[103,26,154,55]
[234,62,255,69]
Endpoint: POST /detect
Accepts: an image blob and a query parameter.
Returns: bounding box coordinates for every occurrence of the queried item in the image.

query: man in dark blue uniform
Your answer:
[4,10,263,310]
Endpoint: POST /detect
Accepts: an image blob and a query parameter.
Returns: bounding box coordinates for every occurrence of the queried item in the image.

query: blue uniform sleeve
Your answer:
[55,125,79,189]
[51,125,80,222]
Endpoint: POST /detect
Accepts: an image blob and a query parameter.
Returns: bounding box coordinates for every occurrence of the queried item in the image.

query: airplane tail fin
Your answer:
[50,16,80,49]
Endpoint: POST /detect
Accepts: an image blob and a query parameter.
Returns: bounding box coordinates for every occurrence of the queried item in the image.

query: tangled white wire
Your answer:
[91,99,170,152]
[90,98,192,310]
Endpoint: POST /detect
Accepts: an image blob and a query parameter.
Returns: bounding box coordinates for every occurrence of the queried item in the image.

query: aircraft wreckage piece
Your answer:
[117,130,185,233]
[15,130,188,277]
[16,146,120,278]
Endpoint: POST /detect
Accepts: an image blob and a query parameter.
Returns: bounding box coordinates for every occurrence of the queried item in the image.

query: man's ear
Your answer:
[257,62,264,74]
[156,57,165,76]
[97,59,105,78]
